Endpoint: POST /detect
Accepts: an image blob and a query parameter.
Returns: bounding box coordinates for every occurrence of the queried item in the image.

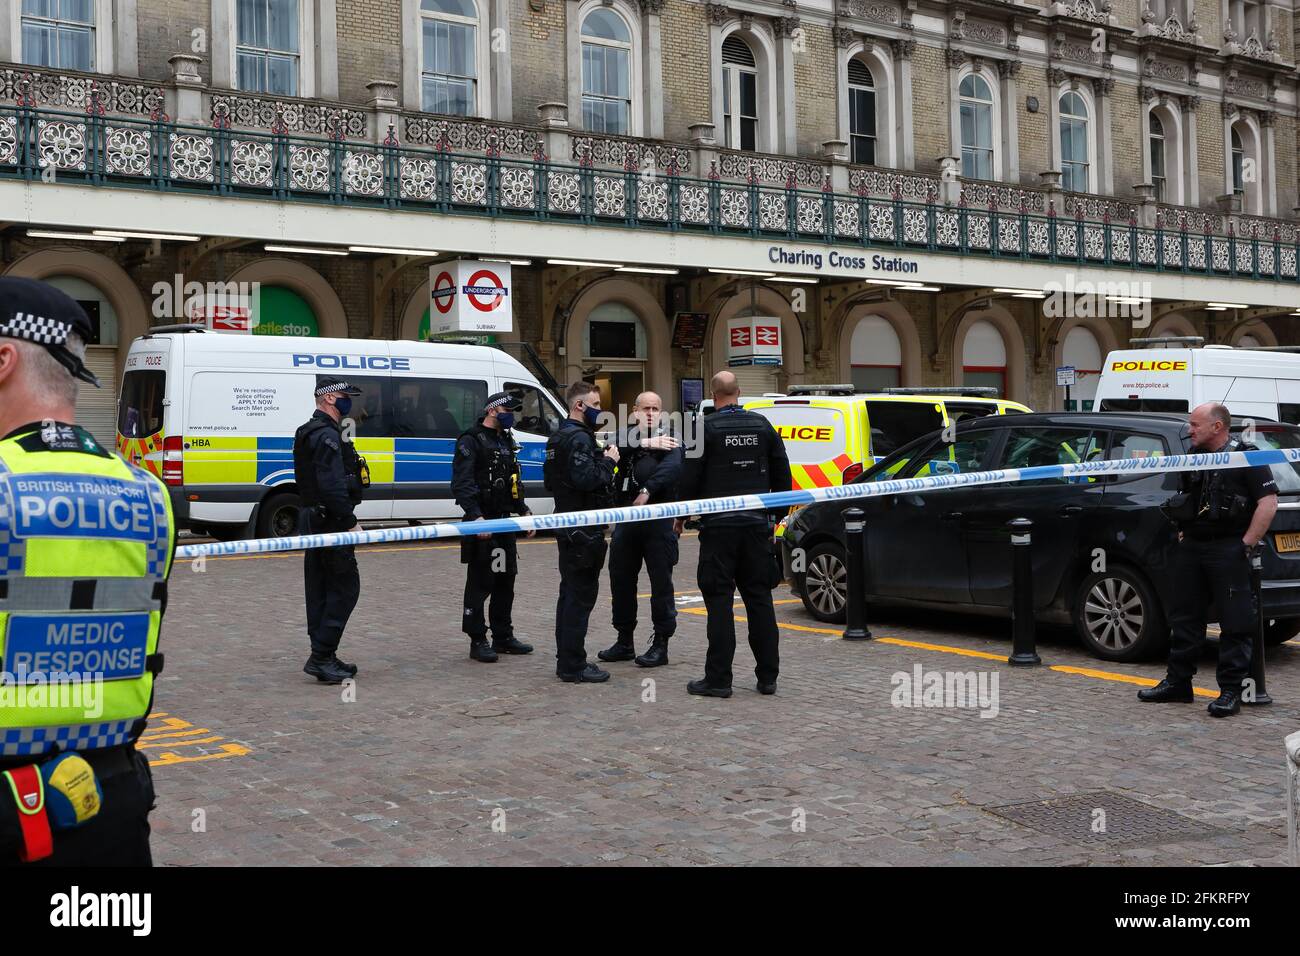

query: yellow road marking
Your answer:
[679,608,1218,696]
[136,735,224,750]
[149,743,252,766]
[138,728,213,741]
[139,713,252,766]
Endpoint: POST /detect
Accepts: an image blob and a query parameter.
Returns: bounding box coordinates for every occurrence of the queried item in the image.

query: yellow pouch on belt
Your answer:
[42,753,102,829]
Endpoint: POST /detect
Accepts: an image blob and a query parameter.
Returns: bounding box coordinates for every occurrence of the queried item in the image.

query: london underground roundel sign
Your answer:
[431,270,456,314]
[465,269,507,312]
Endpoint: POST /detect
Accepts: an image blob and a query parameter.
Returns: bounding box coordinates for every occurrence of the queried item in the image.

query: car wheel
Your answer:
[257,492,302,539]
[1263,617,1300,646]
[1073,567,1167,662]
[800,542,848,624]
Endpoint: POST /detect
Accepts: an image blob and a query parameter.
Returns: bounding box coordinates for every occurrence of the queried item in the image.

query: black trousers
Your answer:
[1167,535,1257,691]
[462,533,518,640]
[609,518,678,641]
[0,747,154,867]
[697,525,780,688]
[302,511,360,656]
[555,531,608,675]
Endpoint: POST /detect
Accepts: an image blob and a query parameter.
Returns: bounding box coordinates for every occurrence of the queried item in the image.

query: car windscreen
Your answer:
[1239,427,1300,495]
[752,404,848,463]
[118,369,165,438]
[864,401,943,459]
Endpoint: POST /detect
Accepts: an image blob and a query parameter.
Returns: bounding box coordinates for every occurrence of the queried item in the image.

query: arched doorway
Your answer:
[961,320,1008,397]
[707,284,805,398]
[563,277,671,411]
[584,302,648,413]
[227,259,350,339]
[44,275,120,445]
[253,286,322,337]
[1061,325,1103,410]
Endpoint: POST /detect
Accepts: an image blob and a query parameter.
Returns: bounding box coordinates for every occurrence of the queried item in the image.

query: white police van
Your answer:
[1096,344,1300,422]
[115,329,566,539]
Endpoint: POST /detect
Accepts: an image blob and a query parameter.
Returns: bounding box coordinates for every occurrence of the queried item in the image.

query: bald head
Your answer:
[711,370,740,408]
[1189,401,1231,451]
[633,391,663,431]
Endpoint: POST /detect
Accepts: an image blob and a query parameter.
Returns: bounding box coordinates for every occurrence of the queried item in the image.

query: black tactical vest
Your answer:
[544,424,615,513]
[698,406,774,526]
[464,425,521,516]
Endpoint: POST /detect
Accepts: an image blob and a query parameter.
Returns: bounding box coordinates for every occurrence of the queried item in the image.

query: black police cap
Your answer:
[314,376,363,397]
[0,277,100,386]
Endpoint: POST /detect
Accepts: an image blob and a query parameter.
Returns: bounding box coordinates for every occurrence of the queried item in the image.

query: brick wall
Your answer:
[1110,83,1143,196]
[659,0,711,144]
[1016,63,1050,183]
[336,0,403,107]
[509,0,568,123]
[136,0,212,84]
[791,23,837,159]
[910,43,949,172]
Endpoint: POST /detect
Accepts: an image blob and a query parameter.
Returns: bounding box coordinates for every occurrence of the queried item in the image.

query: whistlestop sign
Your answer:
[727,316,782,366]
[428,260,513,335]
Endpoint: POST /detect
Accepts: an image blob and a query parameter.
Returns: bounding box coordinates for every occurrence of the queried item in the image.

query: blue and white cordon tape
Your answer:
[174,447,1300,560]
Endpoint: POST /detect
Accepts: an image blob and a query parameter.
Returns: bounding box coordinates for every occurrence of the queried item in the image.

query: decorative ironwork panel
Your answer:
[1110,228,1131,263]
[344,150,384,197]
[37,119,86,171]
[997,218,1021,253]
[399,156,437,200]
[637,179,669,220]
[230,138,274,187]
[1027,220,1051,255]
[1161,233,1182,268]
[834,199,861,239]
[1186,238,1205,270]
[796,196,823,235]
[547,171,581,214]
[679,184,710,224]
[0,115,16,165]
[168,133,214,182]
[1235,242,1254,273]
[403,114,534,156]
[937,210,961,248]
[1211,238,1231,271]
[1281,248,1297,278]
[1083,225,1106,260]
[1056,225,1078,258]
[570,135,690,174]
[1064,194,1136,224]
[902,206,927,244]
[869,205,895,241]
[719,187,750,228]
[759,193,787,231]
[718,151,825,186]
[967,212,991,250]
[451,160,487,204]
[1258,244,1275,276]
[0,68,164,115]
[962,182,1047,214]
[593,175,625,216]
[288,144,331,192]
[1135,231,1156,265]
[211,94,366,138]
[849,167,940,203]
[104,126,151,176]
[499,166,536,209]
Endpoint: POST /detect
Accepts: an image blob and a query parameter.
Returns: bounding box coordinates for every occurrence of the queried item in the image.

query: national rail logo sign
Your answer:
[727,316,782,367]
[428,260,513,335]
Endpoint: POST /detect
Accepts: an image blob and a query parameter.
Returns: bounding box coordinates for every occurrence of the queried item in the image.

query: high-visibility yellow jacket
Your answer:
[0,421,174,760]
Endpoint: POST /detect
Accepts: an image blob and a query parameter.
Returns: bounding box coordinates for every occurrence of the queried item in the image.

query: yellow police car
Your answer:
[746,386,1030,497]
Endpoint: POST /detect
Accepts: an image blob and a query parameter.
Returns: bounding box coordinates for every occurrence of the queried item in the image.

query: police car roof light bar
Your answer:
[1129,336,1206,347]
[786,384,857,396]
[881,387,1000,397]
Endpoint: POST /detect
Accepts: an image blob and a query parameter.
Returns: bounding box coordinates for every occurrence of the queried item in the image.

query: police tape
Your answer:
[173,446,1300,560]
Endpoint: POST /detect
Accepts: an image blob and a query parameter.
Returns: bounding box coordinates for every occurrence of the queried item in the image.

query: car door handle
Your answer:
[1058,505,1084,517]
[941,511,964,521]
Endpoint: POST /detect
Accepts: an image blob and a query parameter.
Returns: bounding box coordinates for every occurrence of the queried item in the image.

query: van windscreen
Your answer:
[865,401,944,457]
[118,370,165,438]
[752,405,847,463]
[1099,398,1189,413]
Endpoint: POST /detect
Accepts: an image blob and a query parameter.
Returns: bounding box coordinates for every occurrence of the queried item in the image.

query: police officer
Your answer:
[1140,401,1278,717]
[0,278,173,866]
[598,391,683,667]
[293,377,367,685]
[677,371,791,698]
[544,381,619,683]
[453,391,536,662]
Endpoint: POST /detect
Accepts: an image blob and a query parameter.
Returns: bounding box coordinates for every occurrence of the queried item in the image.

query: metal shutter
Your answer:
[76,347,119,447]
[731,365,779,401]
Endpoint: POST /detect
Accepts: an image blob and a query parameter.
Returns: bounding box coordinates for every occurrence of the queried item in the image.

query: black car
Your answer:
[780,412,1300,662]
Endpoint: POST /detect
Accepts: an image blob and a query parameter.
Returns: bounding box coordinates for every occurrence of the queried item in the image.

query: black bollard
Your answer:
[842,507,872,641]
[1007,517,1041,666]
[1244,549,1273,705]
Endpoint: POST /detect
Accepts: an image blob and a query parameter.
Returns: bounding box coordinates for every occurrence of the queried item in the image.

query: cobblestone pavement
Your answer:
[148,532,1300,866]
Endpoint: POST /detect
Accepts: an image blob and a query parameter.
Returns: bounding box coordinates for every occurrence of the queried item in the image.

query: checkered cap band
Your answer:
[315,381,356,397]
[485,393,514,411]
[0,311,72,347]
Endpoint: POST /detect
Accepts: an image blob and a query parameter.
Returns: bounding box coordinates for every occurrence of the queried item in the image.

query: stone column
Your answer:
[168,54,206,125]
[773,11,800,154]
[538,102,571,169]
[367,81,400,147]
[1260,109,1277,216]
[946,48,967,164]
[1179,94,1200,206]
[642,0,666,139]
[1092,76,1115,194]
[892,38,916,170]
[999,59,1022,184]
[491,0,513,121]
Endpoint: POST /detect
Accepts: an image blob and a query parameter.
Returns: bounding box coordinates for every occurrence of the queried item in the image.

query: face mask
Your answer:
[334,396,352,417]
[582,404,602,429]
[496,412,515,430]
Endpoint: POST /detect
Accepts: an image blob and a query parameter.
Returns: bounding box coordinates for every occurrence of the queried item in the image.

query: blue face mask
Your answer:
[496,411,515,430]
[334,396,352,417]
[582,404,602,429]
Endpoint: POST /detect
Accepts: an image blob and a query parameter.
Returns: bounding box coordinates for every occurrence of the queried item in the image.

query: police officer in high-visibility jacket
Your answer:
[0,278,174,866]
[677,370,791,698]
[293,377,366,685]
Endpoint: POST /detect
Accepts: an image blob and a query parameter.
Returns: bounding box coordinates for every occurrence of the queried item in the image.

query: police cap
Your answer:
[314,377,363,397]
[0,277,101,386]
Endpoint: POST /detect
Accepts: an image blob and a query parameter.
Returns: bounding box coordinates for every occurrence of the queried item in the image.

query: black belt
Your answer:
[0,742,137,779]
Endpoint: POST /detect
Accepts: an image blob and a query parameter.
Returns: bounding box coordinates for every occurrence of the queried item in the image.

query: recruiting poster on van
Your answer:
[429,261,513,335]
[186,372,312,433]
[727,317,782,366]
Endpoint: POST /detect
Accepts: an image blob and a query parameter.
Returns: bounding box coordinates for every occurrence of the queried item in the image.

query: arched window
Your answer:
[722,34,759,151]
[959,74,994,180]
[962,320,1007,397]
[850,315,901,391]
[1059,91,1090,192]
[236,0,300,96]
[21,0,95,70]
[581,8,633,134]
[1231,127,1245,196]
[420,0,479,116]
[1062,326,1103,411]
[848,57,876,166]
[1149,112,1166,202]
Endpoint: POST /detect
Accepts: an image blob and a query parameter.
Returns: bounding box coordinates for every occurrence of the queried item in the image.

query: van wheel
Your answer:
[800,542,848,624]
[1073,567,1167,662]
[1264,617,1300,646]
[258,492,302,538]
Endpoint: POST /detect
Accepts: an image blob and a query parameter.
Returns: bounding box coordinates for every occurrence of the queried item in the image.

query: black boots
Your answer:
[304,654,355,684]
[470,638,499,662]
[635,635,669,667]
[559,663,611,683]
[492,634,534,655]
[598,636,637,662]
[687,678,732,698]
[1207,688,1242,717]
[1136,679,1194,703]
